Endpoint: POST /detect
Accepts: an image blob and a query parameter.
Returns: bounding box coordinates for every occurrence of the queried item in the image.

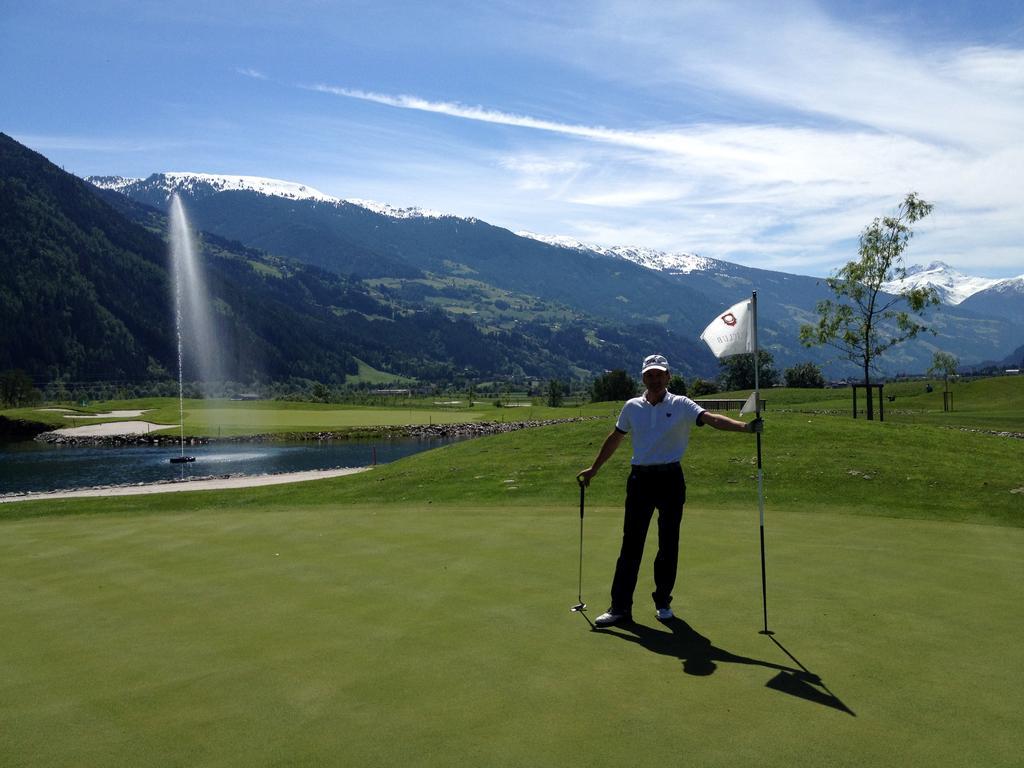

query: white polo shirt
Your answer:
[615,391,706,466]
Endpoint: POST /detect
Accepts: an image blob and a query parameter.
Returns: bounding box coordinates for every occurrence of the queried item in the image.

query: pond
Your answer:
[0,437,460,495]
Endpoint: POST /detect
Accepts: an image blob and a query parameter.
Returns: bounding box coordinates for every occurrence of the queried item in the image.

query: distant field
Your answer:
[6,375,1021,436]
[724,375,1024,432]
[4,397,616,437]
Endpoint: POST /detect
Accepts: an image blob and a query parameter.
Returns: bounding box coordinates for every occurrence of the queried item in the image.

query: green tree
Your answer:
[690,378,719,397]
[800,193,938,420]
[784,361,826,388]
[668,374,687,395]
[310,382,331,403]
[0,369,39,407]
[719,350,779,391]
[546,379,565,407]
[591,370,637,402]
[928,351,959,394]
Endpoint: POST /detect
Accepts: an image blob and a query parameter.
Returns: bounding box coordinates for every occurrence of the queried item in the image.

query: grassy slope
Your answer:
[759,376,1024,431]
[4,409,1022,527]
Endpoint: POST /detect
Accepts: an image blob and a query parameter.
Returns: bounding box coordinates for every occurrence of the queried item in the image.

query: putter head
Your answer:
[570,602,587,612]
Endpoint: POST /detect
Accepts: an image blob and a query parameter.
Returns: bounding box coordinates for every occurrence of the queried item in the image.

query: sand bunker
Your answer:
[1,467,371,504]
[63,410,151,419]
[48,421,177,437]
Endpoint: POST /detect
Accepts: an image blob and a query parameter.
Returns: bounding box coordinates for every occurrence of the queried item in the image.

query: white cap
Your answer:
[641,354,669,374]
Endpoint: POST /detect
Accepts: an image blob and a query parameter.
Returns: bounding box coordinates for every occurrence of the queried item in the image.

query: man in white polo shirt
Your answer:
[578,353,761,628]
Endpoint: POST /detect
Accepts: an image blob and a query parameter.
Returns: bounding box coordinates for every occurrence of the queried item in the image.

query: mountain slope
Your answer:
[881,261,1004,305]
[11,135,691,384]
[92,173,722,335]
[89,170,1023,377]
[958,277,1024,326]
[1,134,170,381]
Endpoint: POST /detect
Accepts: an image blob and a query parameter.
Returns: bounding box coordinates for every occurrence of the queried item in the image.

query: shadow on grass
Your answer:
[592,616,855,716]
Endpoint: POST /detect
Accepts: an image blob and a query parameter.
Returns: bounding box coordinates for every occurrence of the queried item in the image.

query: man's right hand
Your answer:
[577,468,597,487]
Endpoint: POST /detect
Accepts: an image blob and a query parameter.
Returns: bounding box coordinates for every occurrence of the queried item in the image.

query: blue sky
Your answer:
[3,0,1023,278]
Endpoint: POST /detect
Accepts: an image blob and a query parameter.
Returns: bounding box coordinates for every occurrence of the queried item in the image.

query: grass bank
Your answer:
[5,411,1021,527]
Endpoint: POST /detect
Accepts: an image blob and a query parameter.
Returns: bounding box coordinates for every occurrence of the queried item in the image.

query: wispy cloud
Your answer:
[236,67,268,80]
[12,134,182,153]
[306,0,1023,276]
[307,83,949,186]
[305,74,1024,274]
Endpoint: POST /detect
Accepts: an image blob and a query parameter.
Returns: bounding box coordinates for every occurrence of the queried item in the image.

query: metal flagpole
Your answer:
[751,291,772,635]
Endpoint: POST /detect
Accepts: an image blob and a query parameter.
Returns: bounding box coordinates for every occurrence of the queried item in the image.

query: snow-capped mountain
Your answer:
[81,160,1023,374]
[958,274,1024,326]
[87,173,451,221]
[881,261,1005,305]
[516,231,717,274]
[981,276,1024,297]
[89,175,142,193]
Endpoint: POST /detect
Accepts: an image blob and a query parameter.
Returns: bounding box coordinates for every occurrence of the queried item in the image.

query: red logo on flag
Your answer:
[721,312,737,326]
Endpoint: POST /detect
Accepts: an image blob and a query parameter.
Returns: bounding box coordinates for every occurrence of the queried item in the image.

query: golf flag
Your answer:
[700,299,753,359]
[739,391,758,416]
[700,292,772,635]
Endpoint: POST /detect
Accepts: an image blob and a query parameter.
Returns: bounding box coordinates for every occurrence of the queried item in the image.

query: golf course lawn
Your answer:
[1,500,1021,766]
[2,402,1022,766]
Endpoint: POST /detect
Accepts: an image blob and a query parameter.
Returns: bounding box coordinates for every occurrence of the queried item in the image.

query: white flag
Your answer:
[699,299,753,359]
[739,391,758,415]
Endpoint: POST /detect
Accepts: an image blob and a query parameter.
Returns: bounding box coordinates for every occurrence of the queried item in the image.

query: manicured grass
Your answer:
[1,500,1021,767]
[176,402,590,437]
[293,414,1021,527]
[3,391,1022,765]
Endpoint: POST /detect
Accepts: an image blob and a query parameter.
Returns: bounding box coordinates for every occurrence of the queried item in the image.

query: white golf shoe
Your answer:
[594,610,631,627]
[656,607,674,621]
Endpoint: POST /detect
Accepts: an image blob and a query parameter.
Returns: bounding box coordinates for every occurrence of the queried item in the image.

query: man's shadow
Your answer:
[592,616,854,715]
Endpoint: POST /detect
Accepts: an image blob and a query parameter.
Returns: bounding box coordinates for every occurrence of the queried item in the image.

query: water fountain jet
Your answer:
[167,194,219,464]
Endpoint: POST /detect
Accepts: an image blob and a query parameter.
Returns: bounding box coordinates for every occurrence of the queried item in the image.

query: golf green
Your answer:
[2,498,1020,766]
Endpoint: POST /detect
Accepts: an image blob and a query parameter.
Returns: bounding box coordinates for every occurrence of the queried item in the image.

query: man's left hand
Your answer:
[747,417,764,434]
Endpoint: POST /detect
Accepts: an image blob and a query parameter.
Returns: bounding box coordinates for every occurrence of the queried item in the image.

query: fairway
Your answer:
[2,498,1021,767]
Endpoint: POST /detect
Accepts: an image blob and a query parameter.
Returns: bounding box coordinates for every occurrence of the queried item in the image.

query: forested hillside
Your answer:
[1,134,712,386]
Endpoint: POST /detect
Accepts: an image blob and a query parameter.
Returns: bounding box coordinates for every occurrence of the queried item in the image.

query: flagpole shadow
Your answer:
[593,617,854,715]
[762,633,855,716]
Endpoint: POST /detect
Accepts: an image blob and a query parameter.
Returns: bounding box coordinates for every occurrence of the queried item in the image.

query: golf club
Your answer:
[571,475,587,613]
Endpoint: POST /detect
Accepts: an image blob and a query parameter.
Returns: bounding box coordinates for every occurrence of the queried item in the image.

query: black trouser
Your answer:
[609,463,686,614]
